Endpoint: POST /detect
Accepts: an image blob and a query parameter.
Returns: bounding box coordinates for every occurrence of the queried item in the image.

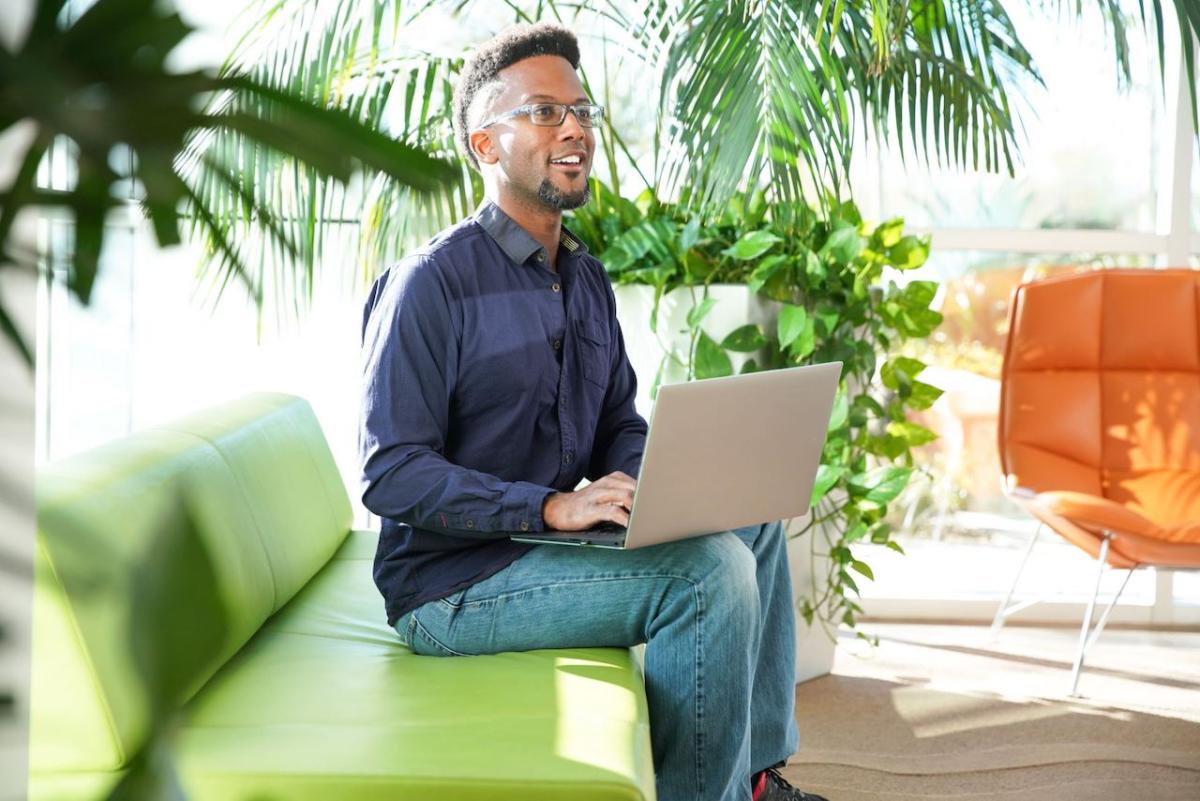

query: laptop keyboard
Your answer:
[588,522,627,535]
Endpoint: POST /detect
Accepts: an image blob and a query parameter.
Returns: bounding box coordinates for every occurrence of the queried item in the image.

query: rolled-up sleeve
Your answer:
[587,275,648,480]
[359,260,556,535]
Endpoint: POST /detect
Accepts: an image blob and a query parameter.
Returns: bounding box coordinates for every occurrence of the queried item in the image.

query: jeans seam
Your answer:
[447,571,704,611]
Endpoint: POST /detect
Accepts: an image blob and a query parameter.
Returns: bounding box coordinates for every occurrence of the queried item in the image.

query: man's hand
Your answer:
[542,471,636,531]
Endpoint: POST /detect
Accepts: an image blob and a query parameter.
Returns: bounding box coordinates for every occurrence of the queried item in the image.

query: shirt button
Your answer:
[563,453,573,464]
[466,519,474,528]
[520,521,530,531]
[553,339,561,350]
[551,282,560,293]
[536,251,546,262]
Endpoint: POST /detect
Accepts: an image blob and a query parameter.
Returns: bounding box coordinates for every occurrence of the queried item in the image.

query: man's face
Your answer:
[473,54,595,210]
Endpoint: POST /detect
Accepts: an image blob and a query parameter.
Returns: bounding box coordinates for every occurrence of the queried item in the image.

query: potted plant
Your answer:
[569,184,943,679]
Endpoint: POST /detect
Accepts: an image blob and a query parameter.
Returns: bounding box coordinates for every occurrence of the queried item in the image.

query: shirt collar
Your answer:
[473,198,589,266]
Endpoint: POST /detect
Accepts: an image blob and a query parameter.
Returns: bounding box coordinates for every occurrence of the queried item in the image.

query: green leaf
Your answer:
[694,331,733,379]
[886,421,938,447]
[820,227,864,263]
[813,305,840,337]
[850,560,875,581]
[721,324,768,352]
[843,522,869,542]
[900,280,939,310]
[899,307,944,337]
[888,235,931,270]
[744,253,792,299]
[839,569,860,595]
[810,464,845,506]
[848,466,913,506]
[687,296,717,329]
[873,218,904,248]
[682,250,719,281]
[650,352,669,401]
[777,303,809,349]
[880,356,926,391]
[740,358,760,375]
[834,199,863,227]
[680,217,701,251]
[907,380,944,411]
[723,229,782,260]
[804,249,825,282]
[606,219,677,272]
[827,391,849,430]
[745,189,768,228]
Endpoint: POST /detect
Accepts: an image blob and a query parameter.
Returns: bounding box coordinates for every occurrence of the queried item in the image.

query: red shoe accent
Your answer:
[751,770,768,801]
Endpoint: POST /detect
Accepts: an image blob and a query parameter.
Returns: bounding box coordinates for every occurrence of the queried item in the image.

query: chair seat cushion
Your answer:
[1031,491,1200,567]
[172,530,655,801]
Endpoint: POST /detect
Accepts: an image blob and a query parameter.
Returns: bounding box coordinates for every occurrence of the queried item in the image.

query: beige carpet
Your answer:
[781,623,1200,800]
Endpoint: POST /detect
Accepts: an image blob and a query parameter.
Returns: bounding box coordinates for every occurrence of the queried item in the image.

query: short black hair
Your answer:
[452,22,581,170]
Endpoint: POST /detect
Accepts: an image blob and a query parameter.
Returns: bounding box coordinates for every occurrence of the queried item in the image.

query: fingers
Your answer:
[602,501,631,526]
[601,470,637,492]
[594,486,634,511]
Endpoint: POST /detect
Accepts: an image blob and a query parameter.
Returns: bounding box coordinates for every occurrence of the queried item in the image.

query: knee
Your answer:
[696,532,759,612]
[760,519,787,547]
[649,533,759,635]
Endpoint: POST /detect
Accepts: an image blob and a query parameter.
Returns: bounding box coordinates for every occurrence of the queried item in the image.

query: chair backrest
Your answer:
[30,393,352,773]
[999,269,1200,524]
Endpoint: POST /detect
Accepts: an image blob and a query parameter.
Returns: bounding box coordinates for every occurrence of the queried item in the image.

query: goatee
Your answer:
[537,178,591,210]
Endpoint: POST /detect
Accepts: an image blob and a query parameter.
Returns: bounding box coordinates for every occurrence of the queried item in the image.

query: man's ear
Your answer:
[469,129,498,165]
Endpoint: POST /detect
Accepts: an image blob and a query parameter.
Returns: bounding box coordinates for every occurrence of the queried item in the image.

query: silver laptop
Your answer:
[510,361,841,550]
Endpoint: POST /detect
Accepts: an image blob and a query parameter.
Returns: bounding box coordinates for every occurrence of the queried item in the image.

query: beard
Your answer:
[536,176,591,210]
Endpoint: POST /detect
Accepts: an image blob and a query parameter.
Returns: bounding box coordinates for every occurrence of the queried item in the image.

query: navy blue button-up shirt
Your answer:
[359,199,648,625]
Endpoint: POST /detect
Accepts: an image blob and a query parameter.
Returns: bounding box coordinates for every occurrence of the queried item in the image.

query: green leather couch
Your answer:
[29,393,656,800]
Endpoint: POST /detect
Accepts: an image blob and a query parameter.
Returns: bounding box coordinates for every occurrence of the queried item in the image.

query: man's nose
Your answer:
[558,109,587,139]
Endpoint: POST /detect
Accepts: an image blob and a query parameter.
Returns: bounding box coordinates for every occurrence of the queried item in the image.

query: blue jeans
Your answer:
[393,520,800,801]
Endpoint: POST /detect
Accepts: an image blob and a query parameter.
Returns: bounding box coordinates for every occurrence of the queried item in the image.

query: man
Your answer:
[358,22,829,801]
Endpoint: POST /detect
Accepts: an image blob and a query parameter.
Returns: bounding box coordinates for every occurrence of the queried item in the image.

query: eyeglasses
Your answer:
[476,102,605,130]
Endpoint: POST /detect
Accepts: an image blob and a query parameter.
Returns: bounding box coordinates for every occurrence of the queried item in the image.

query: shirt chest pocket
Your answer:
[573,317,611,389]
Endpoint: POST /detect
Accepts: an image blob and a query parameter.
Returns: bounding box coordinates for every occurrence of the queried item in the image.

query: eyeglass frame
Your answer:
[474,102,606,131]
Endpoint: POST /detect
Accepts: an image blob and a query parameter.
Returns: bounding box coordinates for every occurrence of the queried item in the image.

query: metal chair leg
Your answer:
[1084,567,1134,652]
[990,523,1043,637]
[1069,533,1114,697]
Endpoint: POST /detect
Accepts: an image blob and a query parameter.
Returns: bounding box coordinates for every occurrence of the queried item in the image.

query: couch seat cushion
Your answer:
[175,530,655,801]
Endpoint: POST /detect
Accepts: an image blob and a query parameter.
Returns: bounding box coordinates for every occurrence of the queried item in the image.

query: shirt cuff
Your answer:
[502,482,558,533]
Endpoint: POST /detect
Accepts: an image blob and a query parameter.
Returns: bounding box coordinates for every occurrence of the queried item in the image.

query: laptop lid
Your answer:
[622,361,841,550]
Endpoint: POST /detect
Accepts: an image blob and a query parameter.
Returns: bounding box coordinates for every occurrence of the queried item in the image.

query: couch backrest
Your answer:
[30,393,352,772]
[999,269,1200,522]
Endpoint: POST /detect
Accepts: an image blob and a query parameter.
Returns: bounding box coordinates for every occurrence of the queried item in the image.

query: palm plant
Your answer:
[0,0,459,365]
[195,0,1198,289]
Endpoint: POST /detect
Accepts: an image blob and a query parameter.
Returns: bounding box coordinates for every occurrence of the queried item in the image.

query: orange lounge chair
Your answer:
[995,268,1200,695]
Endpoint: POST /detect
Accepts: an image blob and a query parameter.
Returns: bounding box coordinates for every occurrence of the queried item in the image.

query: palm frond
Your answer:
[612,0,1041,217]
[847,0,1038,175]
[187,0,487,311]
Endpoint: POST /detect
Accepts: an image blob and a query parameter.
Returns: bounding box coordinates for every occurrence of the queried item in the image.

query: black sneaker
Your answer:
[753,766,830,801]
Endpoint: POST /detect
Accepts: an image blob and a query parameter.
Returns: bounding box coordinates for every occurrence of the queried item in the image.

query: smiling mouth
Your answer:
[549,154,586,169]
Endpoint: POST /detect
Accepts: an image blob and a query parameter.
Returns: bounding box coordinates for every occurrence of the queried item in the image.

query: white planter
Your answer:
[785,514,837,684]
[614,284,837,684]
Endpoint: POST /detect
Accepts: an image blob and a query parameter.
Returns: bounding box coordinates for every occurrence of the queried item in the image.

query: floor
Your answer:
[782,623,1200,800]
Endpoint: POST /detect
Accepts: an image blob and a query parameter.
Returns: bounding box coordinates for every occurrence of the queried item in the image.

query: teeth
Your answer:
[551,155,582,164]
